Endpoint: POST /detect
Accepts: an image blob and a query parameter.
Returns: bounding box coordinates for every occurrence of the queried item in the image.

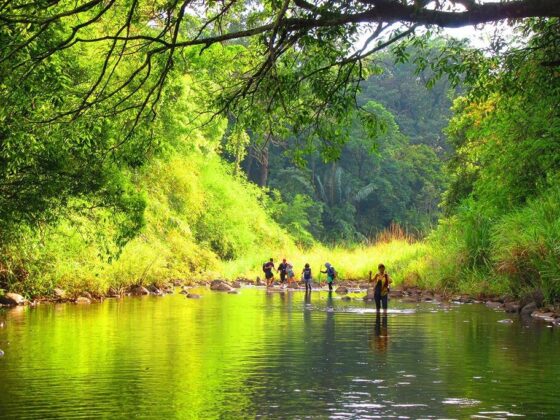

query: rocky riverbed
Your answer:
[1,278,558,326]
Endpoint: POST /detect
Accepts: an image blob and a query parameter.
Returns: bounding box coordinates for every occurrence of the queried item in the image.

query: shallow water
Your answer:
[0,287,559,419]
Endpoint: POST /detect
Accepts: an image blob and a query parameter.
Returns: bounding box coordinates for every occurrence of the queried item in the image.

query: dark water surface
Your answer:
[0,287,559,419]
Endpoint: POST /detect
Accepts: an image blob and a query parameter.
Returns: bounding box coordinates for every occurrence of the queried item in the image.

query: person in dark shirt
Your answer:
[302,263,313,292]
[371,263,392,312]
[262,258,275,287]
[277,258,288,286]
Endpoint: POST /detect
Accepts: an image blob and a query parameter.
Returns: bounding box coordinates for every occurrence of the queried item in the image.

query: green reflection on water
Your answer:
[0,288,559,418]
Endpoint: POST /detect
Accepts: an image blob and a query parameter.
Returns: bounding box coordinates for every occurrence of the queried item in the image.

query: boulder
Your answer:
[504,302,520,313]
[130,285,150,296]
[75,296,91,304]
[335,286,349,295]
[107,287,121,298]
[53,288,67,300]
[521,302,537,316]
[210,280,233,292]
[186,293,201,299]
[232,281,242,289]
[256,277,263,286]
[0,293,26,306]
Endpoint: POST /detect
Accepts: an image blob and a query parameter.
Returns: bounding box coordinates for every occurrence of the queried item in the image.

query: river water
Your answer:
[0,287,559,419]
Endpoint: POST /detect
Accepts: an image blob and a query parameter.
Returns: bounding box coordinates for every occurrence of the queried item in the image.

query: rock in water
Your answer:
[75,296,91,304]
[521,302,537,316]
[0,293,26,306]
[210,280,233,291]
[498,319,514,324]
[186,293,201,299]
[130,285,150,296]
[335,286,349,295]
[485,301,503,310]
[232,281,242,288]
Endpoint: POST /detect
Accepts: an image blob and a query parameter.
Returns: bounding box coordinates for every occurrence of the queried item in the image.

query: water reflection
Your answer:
[1,289,560,418]
[370,312,389,353]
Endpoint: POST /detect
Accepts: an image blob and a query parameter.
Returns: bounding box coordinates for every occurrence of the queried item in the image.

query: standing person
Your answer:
[302,263,313,292]
[371,263,392,312]
[277,258,288,287]
[262,258,275,287]
[321,263,337,291]
[286,262,296,287]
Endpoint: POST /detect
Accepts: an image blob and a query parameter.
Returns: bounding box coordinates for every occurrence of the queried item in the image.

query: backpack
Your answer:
[328,266,337,278]
[262,263,267,273]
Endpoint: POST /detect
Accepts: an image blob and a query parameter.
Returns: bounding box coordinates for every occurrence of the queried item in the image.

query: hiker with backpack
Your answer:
[371,263,392,312]
[262,258,275,287]
[302,263,313,292]
[321,262,337,291]
[277,258,289,287]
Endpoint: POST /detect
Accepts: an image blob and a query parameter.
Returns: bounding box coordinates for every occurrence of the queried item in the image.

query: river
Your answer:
[0,287,559,418]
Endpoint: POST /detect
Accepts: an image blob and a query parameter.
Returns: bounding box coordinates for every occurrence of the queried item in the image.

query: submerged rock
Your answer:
[335,286,349,295]
[186,293,201,299]
[0,293,26,306]
[341,296,351,301]
[498,318,514,324]
[227,290,239,294]
[130,285,150,296]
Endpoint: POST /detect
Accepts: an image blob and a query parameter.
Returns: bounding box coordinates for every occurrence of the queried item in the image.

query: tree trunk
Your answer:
[258,143,269,187]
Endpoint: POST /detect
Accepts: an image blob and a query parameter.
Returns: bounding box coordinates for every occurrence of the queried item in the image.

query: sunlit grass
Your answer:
[221,240,427,284]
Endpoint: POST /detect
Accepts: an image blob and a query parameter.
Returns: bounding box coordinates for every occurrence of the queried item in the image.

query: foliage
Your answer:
[407,20,560,303]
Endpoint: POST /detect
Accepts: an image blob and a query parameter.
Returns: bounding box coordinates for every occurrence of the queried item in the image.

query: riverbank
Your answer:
[2,279,559,327]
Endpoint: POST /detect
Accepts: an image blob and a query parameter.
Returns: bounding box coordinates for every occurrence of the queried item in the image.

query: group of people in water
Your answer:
[262,258,392,311]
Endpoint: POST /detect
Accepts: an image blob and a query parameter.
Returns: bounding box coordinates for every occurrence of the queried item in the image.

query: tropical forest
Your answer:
[1,1,560,418]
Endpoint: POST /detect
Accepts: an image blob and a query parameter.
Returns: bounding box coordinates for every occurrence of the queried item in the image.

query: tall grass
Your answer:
[222,240,427,284]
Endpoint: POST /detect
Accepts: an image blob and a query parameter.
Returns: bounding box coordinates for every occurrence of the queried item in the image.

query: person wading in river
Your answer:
[371,263,392,312]
[302,263,313,292]
[321,263,337,291]
[262,258,275,287]
[277,258,289,287]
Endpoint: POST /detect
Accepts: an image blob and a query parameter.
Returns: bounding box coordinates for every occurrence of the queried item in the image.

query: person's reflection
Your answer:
[369,312,389,353]
[303,290,312,324]
[324,291,335,363]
